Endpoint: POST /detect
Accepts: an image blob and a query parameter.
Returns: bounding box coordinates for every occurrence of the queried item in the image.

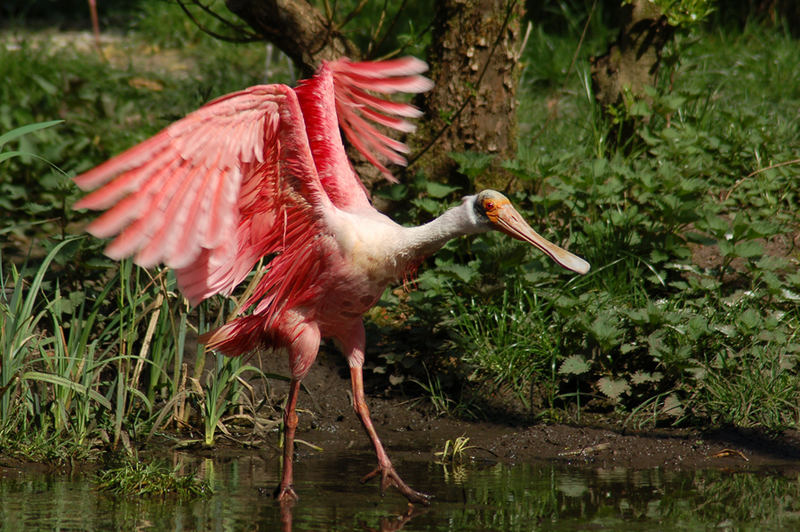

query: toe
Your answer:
[274,485,299,504]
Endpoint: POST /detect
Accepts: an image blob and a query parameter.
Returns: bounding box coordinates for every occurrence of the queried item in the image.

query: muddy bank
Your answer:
[3,347,799,477]
[246,349,800,474]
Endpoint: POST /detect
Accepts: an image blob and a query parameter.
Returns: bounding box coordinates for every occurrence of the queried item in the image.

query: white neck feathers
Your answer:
[401,196,487,258]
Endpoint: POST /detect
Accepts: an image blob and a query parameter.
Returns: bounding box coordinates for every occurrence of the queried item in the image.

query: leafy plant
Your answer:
[1,237,84,426]
[382,20,800,431]
[0,120,64,163]
[192,353,267,446]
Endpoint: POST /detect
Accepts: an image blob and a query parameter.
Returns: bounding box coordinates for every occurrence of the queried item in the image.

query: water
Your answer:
[2,450,800,531]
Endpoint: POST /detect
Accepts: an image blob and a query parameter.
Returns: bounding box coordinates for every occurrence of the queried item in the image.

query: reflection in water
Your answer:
[1,451,800,530]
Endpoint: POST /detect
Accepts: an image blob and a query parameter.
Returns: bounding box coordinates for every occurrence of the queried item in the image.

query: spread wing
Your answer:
[74,84,331,305]
[73,57,432,307]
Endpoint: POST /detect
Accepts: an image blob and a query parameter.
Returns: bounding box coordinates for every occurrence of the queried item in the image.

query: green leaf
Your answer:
[756,255,790,271]
[0,150,29,163]
[411,197,439,215]
[375,183,408,202]
[686,315,709,340]
[629,100,652,117]
[626,308,649,325]
[0,120,64,148]
[448,151,495,179]
[597,377,630,401]
[588,313,623,350]
[424,181,460,199]
[438,263,477,283]
[631,371,662,385]
[737,308,762,331]
[661,394,684,417]
[718,239,734,257]
[31,74,58,95]
[662,94,686,111]
[21,371,112,410]
[558,354,590,376]
[647,329,670,360]
[733,240,763,258]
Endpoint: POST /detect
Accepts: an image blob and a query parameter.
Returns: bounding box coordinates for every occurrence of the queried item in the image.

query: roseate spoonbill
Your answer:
[73,57,589,505]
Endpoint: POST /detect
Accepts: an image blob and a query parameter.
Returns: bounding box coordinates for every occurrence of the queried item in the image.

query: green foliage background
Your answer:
[1,0,799,463]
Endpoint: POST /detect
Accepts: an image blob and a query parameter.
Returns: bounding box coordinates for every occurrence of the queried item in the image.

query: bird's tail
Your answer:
[199,315,268,357]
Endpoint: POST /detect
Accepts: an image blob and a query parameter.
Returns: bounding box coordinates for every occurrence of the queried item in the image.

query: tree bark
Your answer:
[590,0,674,143]
[415,0,523,190]
[225,0,360,76]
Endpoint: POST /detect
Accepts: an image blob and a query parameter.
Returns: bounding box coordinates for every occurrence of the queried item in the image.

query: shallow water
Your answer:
[2,450,800,531]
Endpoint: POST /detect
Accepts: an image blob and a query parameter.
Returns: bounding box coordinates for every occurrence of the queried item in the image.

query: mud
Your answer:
[243,348,800,474]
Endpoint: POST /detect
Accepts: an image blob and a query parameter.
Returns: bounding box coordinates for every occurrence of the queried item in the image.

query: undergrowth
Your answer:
[374,23,800,430]
[0,1,281,462]
[1,2,799,467]
[96,454,211,499]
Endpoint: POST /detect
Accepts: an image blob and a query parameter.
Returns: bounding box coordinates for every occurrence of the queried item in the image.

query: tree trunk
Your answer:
[224,0,360,76]
[414,0,523,190]
[590,0,674,144]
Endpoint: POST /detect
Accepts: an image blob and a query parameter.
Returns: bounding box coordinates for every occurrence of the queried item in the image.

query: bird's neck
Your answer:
[401,201,486,259]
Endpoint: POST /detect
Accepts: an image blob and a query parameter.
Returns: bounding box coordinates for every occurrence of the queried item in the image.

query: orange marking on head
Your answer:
[482,197,511,224]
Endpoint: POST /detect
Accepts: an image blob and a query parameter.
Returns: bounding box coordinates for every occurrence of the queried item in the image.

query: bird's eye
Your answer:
[484,200,495,211]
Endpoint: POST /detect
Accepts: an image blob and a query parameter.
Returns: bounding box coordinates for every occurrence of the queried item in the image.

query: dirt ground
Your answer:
[244,348,800,474]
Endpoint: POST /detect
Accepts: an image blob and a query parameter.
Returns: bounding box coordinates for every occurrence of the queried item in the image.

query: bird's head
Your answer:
[471,190,590,274]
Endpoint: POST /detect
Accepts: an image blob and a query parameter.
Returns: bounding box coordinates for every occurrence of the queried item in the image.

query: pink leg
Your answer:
[350,367,431,505]
[341,321,430,505]
[275,377,301,504]
[274,321,320,505]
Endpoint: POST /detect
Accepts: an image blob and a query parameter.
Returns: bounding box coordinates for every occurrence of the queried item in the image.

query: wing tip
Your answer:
[327,56,431,76]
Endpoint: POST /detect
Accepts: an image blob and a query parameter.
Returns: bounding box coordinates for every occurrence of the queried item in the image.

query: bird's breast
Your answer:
[312,210,408,326]
[328,209,408,282]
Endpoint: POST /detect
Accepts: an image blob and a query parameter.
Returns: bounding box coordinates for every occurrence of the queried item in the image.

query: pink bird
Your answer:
[73,57,590,505]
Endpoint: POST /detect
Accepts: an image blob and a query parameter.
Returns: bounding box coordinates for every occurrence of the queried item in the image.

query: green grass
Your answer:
[96,454,211,499]
[2,1,800,466]
[434,435,474,463]
[448,279,565,411]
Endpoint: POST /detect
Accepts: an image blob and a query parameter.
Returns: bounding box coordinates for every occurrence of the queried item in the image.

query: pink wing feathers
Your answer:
[328,57,434,182]
[294,63,371,210]
[74,84,331,305]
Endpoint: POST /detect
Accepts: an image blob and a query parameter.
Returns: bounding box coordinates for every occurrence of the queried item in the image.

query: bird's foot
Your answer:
[274,483,299,506]
[361,465,432,506]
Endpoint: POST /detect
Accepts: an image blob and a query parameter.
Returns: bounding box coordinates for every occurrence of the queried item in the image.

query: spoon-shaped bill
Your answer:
[493,203,590,274]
